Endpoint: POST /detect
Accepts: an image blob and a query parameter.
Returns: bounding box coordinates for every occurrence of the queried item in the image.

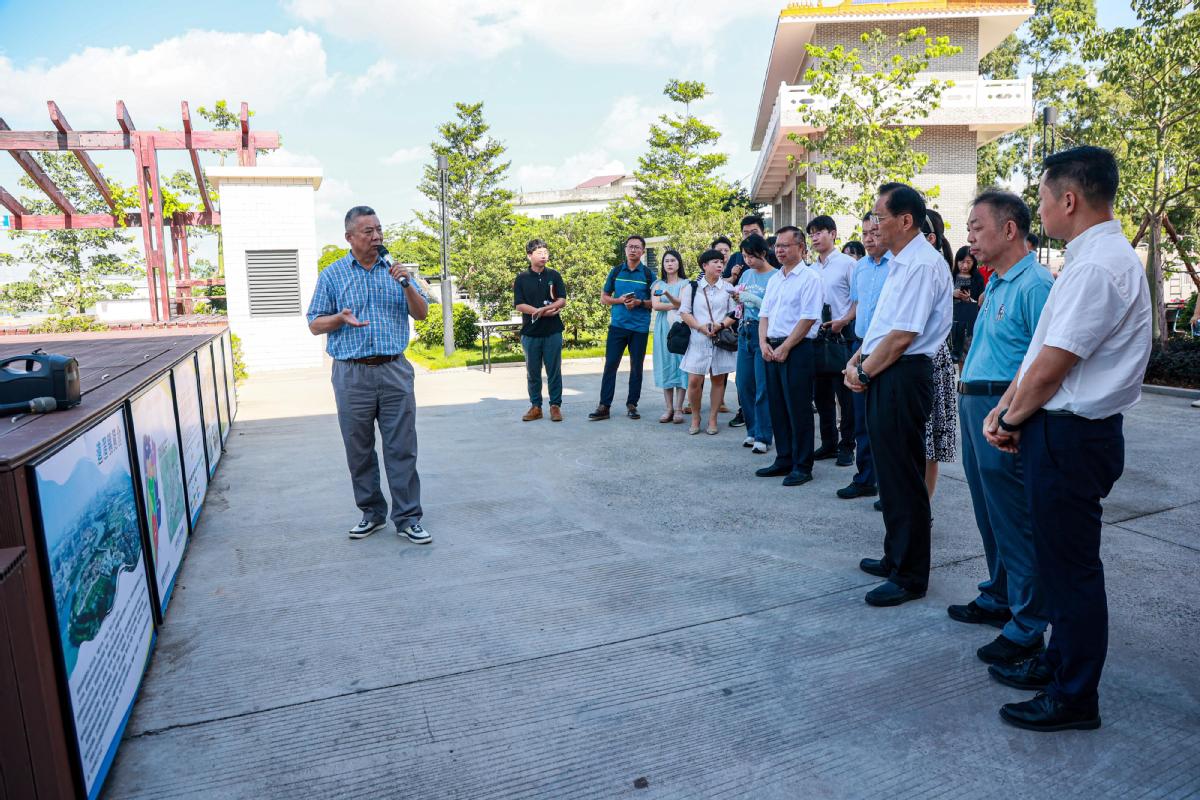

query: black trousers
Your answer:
[814,372,855,451]
[865,355,934,592]
[599,326,649,408]
[764,339,815,474]
[1023,411,1124,708]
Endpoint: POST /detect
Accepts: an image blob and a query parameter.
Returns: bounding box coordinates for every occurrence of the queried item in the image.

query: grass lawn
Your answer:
[408,335,656,371]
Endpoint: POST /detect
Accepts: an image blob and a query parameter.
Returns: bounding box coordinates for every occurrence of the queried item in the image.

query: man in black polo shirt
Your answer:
[514,238,568,421]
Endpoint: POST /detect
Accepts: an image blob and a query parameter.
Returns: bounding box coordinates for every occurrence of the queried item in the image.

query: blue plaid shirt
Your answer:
[306,253,433,360]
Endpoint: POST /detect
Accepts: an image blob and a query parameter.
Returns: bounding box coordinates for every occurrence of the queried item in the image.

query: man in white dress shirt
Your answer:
[807,214,859,467]
[983,146,1151,733]
[755,226,825,487]
[844,183,952,607]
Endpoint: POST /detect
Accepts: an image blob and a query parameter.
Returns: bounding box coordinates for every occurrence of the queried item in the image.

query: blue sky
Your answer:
[0,0,1139,252]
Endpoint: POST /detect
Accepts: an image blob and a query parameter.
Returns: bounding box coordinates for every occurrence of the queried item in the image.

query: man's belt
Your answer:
[957,380,1011,396]
[347,354,400,366]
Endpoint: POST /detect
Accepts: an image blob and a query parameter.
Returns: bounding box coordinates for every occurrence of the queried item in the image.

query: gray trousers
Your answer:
[960,393,1047,646]
[331,357,422,527]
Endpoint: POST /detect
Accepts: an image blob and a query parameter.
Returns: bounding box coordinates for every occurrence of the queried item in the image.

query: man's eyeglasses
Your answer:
[867,213,893,226]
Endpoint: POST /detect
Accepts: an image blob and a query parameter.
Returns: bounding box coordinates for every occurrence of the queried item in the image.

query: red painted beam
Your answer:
[0,118,77,215]
[47,101,116,212]
[116,100,135,134]
[0,186,29,216]
[237,102,256,166]
[0,130,280,151]
[180,102,213,214]
[9,211,219,230]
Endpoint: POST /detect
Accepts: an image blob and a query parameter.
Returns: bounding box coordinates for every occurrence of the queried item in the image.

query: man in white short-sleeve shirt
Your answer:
[983,146,1151,734]
[807,215,860,465]
[755,225,824,486]
[843,183,952,609]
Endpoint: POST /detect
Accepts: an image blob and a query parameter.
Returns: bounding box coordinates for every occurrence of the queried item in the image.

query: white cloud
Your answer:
[257,147,323,168]
[350,58,398,97]
[285,0,781,64]
[381,146,427,166]
[515,149,628,193]
[0,29,335,129]
[314,176,355,243]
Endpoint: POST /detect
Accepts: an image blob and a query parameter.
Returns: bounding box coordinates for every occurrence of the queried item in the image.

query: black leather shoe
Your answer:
[756,463,791,478]
[988,657,1052,690]
[865,581,925,607]
[626,404,640,419]
[835,449,855,467]
[588,405,610,421]
[837,482,877,499]
[873,499,883,512]
[782,470,813,487]
[978,633,1044,666]
[813,444,837,460]
[859,557,888,578]
[999,692,1100,732]
[947,600,1011,629]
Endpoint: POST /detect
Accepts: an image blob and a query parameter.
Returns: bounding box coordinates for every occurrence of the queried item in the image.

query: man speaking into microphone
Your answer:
[307,205,434,545]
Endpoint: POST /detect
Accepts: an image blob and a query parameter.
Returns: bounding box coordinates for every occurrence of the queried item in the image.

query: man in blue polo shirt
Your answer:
[947,190,1053,667]
[836,213,890,500]
[589,235,656,420]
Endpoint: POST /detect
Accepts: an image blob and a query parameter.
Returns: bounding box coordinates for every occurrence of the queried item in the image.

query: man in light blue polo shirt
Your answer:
[948,190,1053,668]
[589,235,656,421]
[836,213,890,500]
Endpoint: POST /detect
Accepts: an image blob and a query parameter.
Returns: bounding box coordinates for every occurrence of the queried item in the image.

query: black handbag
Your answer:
[665,281,697,355]
[700,282,739,352]
[814,303,852,376]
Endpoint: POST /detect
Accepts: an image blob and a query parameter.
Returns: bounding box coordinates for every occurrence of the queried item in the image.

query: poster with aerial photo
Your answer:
[197,344,221,478]
[221,330,238,423]
[172,354,208,529]
[130,375,190,615]
[33,408,155,800]
[214,338,230,443]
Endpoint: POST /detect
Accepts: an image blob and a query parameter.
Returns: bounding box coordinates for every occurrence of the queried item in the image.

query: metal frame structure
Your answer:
[0,101,280,321]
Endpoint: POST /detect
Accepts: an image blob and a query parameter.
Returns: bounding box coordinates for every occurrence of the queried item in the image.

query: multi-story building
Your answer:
[749,0,1034,248]
[514,175,637,220]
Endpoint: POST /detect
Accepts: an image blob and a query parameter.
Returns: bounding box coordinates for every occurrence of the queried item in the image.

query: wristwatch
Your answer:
[856,363,871,386]
[997,408,1022,433]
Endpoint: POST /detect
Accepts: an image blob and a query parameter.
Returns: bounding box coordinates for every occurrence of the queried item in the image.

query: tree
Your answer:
[628,80,742,230]
[317,244,348,273]
[786,27,962,219]
[414,102,515,303]
[0,154,143,316]
[1084,0,1200,344]
[975,0,1099,206]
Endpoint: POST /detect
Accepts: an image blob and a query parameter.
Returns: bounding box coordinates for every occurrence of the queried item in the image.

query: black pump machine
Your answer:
[0,351,81,414]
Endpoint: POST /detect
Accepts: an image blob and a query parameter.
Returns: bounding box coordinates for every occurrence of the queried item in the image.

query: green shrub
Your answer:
[230,332,248,384]
[415,302,479,349]
[1145,338,1200,389]
[30,315,109,333]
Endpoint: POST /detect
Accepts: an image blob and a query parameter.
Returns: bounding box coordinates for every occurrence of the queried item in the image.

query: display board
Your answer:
[221,330,238,424]
[214,339,231,443]
[32,409,156,800]
[129,375,191,615]
[172,354,208,529]
[197,344,221,478]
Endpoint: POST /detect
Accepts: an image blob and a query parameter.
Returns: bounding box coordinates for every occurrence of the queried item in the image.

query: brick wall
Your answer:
[806,18,979,77]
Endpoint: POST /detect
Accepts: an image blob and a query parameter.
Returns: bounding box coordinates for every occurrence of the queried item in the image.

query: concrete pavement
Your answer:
[103,357,1200,799]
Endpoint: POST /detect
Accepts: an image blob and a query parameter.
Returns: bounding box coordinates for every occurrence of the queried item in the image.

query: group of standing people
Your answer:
[309,146,1152,737]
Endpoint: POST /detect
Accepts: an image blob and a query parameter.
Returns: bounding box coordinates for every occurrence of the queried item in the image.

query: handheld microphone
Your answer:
[377,245,409,287]
[1,396,58,415]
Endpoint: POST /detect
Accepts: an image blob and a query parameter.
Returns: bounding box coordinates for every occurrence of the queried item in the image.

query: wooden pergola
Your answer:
[0,101,280,321]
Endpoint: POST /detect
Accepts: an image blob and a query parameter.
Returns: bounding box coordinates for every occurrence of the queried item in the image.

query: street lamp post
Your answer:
[437,154,454,357]
[1039,105,1058,265]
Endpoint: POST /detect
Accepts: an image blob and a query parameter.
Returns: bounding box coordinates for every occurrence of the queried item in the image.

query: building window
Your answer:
[245,250,301,316]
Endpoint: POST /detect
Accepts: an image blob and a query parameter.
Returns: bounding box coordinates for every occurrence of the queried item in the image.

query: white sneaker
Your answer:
[348,517,387,539]
[743,436,755,448]
[752,442,770,454]
[1193,397,1200,408]
[399,522,432,545]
